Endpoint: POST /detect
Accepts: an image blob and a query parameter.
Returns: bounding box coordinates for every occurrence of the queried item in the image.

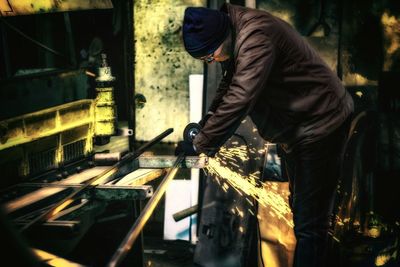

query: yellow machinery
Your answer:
[0,99,95,178]
[0,54,117,179]
[94,54,117,137]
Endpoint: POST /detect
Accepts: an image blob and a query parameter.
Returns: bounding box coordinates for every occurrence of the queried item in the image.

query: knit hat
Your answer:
[182,7,230,58]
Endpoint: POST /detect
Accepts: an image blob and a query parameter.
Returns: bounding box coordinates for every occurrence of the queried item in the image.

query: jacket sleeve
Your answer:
[193,30,275,155]
[207,61,234,114]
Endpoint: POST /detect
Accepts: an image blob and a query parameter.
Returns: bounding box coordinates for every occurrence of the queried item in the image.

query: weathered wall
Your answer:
[134,0,205,142]
[272,1,392,88]
[257,0,339,72]
[381,9,400,72]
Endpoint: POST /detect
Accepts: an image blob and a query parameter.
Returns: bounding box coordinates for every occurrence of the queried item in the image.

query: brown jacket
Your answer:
[193,4,353,154]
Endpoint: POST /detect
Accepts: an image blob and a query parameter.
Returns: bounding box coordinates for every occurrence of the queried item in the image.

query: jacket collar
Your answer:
[220,3,238,65]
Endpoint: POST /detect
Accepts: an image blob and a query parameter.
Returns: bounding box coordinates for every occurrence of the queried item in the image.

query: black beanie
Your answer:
[183,7,230,58]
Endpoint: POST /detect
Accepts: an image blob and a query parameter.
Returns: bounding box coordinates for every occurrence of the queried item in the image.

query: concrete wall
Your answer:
[134,0,205,142]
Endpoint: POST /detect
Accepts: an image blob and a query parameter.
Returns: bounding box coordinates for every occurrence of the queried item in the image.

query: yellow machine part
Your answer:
[0,99,94,151]
[0,100,95,177]
[94,86,116,136]
[0,86,119,178]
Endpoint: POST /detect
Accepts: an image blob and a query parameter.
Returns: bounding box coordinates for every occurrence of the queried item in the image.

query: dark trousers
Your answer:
[281,116,351,267]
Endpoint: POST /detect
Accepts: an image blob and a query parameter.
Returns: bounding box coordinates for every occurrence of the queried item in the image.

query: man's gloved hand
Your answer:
[175,141,199,156]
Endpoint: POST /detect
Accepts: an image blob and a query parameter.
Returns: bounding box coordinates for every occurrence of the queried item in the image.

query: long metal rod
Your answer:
[63,12,77,67]
[0,17,67,59]
[20,128,173,232]
[107,153,185,267]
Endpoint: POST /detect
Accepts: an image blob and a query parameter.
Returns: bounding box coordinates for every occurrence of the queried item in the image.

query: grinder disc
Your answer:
[183,122,201,143]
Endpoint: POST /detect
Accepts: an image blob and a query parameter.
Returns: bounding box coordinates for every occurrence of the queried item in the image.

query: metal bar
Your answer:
[138,155,208,169]
[33,248,85,267]
[173,205,198,222]
[114,169,165,186]
[15,183,153,201]
[87,185,153,201]
[15,220,81,231]
[173,201,216,222]
[5,166,109,214]
[20,128,173,233]
[132,128,173,156]
[48,199,89,221]
[107,153,185,267]
[0,17,67,60]
[63,12,77,67]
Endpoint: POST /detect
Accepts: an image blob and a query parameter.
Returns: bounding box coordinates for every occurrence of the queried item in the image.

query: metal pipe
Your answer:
[20,128,174,233]
[173,205,198,222]
[0,17,67,60]
[133,128,173,156]
[173,201,216,222]
[63,12,77,67]
[107,153,185,267]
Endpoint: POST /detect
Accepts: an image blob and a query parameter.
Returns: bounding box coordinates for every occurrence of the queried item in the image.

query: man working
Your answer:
[176,3,353,267]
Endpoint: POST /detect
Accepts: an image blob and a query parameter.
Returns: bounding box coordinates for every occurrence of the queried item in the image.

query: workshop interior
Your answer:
[0,0,399,266]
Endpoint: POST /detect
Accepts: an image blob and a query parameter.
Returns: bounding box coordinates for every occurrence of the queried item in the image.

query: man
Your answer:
[177,3,353,267]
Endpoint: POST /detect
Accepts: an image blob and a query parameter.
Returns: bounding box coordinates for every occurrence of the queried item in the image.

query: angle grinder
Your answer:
[183,122,217,157]
[183,122,201,143]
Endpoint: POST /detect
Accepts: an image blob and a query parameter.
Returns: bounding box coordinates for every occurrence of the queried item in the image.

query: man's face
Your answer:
[198,34,231,64]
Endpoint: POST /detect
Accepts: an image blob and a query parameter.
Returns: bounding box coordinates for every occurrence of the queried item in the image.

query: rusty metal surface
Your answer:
[86,185,153,201]
[14,183,153,201]
[137,155,208,169]
[0,0,113,16]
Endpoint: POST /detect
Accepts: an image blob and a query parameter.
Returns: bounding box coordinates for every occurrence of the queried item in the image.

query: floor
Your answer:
[143,238,195,267]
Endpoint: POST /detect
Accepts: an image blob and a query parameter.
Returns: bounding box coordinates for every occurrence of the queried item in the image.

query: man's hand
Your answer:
[175,141,199,156]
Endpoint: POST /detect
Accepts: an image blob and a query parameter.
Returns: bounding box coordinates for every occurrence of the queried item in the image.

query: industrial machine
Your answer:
[0,45,202,266]
[0,124,208,266]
